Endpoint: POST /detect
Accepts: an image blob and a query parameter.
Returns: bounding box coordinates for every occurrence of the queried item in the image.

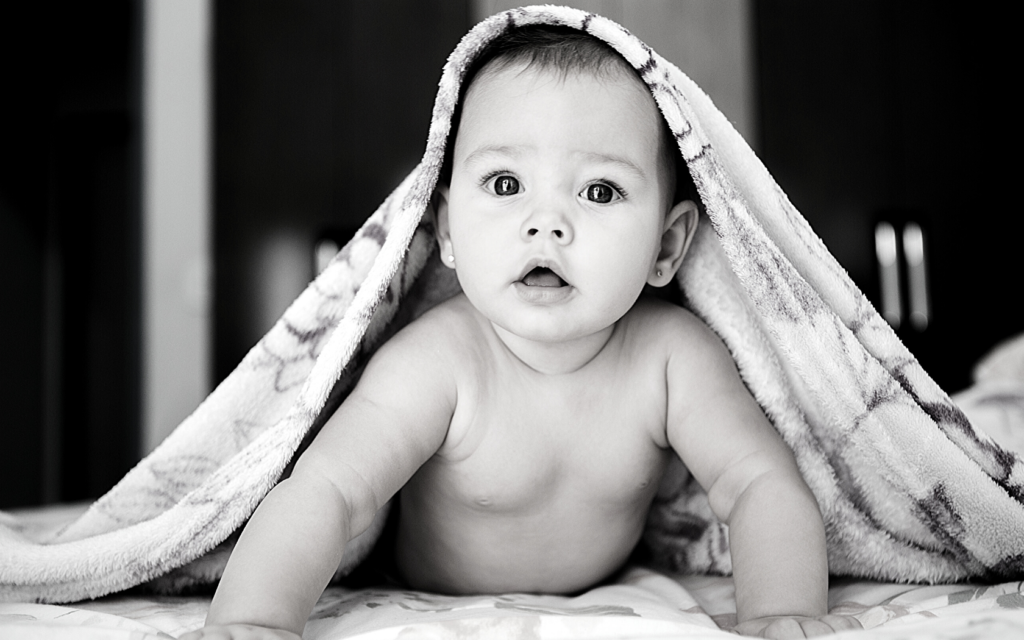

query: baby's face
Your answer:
[438,62,675,345]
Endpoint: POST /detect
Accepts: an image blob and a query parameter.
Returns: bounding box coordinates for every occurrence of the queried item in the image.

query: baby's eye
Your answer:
[490,175,520,196]
[581,182,622,204]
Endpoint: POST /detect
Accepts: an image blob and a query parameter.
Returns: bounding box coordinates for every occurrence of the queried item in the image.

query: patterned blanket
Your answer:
[2,5,1022,604]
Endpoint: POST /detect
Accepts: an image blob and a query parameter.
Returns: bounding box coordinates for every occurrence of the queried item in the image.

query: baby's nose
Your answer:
[521,207,573,244]
[524,225,566,239]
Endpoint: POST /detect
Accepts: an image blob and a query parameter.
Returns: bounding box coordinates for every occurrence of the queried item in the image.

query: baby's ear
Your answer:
[648,200,699,287]
[431,185,455,269]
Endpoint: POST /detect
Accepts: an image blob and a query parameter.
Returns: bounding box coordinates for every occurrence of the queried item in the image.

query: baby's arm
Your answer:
[181,322,455,640]
[665,316,860,639]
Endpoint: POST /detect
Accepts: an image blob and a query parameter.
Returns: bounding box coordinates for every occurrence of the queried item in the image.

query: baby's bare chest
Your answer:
[422,370,670,513]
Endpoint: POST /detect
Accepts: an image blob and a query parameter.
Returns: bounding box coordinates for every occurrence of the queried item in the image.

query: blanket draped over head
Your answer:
[3,5,1022,604]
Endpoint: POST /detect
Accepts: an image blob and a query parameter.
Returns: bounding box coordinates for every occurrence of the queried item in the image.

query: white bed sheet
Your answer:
[2,566,1022,639]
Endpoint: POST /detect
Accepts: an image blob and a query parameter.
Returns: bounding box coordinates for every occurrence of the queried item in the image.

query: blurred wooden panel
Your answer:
[214,1,472,381]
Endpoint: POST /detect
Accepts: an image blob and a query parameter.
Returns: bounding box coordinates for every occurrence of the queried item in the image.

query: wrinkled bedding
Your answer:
[1,565,1022,639]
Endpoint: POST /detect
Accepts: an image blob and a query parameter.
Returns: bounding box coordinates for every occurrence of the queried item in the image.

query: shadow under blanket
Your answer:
[2,4,1022,604]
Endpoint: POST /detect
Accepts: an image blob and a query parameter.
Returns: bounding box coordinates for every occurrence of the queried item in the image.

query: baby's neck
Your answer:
[489,323,617,375]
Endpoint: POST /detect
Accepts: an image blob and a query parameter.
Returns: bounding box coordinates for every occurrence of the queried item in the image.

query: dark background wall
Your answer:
[213,0,472,381]
[0,0,472,510]
[1,2,141,508]
[755,0,1018,391]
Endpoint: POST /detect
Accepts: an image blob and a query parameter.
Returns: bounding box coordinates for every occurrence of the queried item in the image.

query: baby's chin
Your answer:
[489,312,620,347]
[458,287,632,343]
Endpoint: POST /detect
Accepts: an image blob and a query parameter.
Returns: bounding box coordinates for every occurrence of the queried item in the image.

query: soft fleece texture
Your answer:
[2,5,1022,604]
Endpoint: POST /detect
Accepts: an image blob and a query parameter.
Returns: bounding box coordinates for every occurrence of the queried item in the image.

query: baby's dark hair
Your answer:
[466,23,633,83]
[440,24,696,205]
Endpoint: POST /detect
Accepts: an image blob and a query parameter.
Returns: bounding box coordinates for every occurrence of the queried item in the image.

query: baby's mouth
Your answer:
[520,266,568,288]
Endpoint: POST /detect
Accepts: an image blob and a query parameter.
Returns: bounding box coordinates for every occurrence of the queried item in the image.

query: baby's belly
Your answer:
[392,459,664,594]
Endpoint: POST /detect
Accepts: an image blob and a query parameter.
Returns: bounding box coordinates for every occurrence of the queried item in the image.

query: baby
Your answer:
[185,26,861,640]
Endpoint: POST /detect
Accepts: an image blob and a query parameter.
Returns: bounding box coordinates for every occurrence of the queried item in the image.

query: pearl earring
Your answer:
[657,269,663,278]
[447,254,455,263]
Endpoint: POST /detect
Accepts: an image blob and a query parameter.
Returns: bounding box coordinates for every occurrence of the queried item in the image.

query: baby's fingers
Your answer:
[760,618,806,638]
[818,614,863,633]
[734,613,863,638]
[177,624,301,640]
[768,614,862,638]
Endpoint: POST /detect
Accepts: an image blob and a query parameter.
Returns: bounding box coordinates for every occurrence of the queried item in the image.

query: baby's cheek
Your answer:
[602,246,656,291]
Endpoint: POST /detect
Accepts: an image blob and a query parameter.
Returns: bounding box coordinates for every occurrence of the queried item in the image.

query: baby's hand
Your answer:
[178,624,301,640]
[733,614,862,638]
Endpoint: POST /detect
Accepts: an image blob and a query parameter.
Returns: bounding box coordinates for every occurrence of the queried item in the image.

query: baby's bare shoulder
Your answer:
[626,298,724,352]
[404,294,481,342]
[373,294,484,368]
[625,298,738,388]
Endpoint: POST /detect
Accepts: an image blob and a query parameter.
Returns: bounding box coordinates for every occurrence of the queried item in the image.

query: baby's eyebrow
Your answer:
[461,146,647,183]
[463,145,524,166]
[573,151,647,182]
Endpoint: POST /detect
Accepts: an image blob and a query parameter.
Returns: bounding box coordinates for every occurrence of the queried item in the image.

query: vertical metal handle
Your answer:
[903,222,930,331]
[874,219,930,332]
[875,221,902,329]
